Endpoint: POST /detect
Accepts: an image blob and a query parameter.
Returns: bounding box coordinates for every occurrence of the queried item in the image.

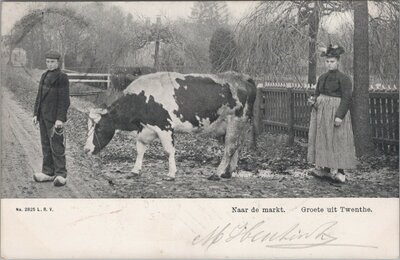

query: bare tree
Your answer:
[190,2,229,26]
[236,1,349,83]
[351,1,374,156]
[209,27,238,73]
[43,8,88,69]
[7,9,44,65]
[9,6,89,69]
[369,1,399,85]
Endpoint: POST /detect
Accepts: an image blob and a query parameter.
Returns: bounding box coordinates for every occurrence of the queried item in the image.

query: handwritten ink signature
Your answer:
[192,221,377,250]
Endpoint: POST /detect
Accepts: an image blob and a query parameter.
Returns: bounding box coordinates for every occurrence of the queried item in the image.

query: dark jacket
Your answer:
[315,69,352,119]
[33,68,70,122]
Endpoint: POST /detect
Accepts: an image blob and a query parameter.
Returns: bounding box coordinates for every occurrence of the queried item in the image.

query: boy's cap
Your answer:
[45,50,61,60]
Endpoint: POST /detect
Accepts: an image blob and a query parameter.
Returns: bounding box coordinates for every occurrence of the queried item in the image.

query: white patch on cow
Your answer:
[136,124,176,178]
[87,117,92,130]
[84,118,95,154]
[185,72,240,96]
[124,72,191,131]
[217,103,236,116]
[171,119,197,132]
[131,126,157,174]
[138,124,158,143]
[85,108,109,154]
[193,116,213,130]
[200,117,227,137]
[88,108,107,124]
[183,85,187,90]
[243,102,249,115]
[124,72,184,113]
[156,128,176,179]
[89,113,101,124]
[198,117,211,128]
[132,140,147,174]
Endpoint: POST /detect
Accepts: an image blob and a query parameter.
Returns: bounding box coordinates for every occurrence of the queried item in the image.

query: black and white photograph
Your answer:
[1,1,399,259]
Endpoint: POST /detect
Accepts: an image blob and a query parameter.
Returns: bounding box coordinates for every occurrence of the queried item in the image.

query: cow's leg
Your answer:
[209,116,248,181]
[209,116,240,180]
[131,127,156,176]
[251,119,258,151]
[228,149,239,175]
[157,130,177,181]
[223,119,247,178]
[131,140,147,175]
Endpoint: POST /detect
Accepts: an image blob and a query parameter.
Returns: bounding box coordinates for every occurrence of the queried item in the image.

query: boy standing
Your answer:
[32,50,70,187]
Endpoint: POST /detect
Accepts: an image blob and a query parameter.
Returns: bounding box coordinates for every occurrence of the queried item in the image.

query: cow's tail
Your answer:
[246,78,258,151]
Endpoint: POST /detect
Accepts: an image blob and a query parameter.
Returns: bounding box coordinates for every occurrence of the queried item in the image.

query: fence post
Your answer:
[106,64,111,89]
[287,87,294,146]
[254,87,262,135]
[154,16,161,71]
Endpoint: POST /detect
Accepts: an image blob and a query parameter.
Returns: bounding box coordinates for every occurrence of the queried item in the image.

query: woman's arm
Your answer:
[335,73,352,119]
[314,77,321,97]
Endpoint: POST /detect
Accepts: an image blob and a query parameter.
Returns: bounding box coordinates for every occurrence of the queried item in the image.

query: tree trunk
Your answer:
[40,14,46,68]
[29,32,34,69]
[8,46,13,65]
[307,2,320,85]
[8,29,14,65]
[154,16,161,71]
[351,1,374,156]
[0,3,12,65]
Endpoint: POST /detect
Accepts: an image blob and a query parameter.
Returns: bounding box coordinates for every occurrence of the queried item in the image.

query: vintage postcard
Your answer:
[1,1,399,259]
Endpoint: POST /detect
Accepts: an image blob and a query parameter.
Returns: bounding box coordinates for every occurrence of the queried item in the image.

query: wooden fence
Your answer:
[255,82,399,153]
[67,72,111,89]
[66,72,110,96]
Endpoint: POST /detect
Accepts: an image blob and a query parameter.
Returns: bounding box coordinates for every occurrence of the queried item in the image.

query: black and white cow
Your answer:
[84,71,256,181]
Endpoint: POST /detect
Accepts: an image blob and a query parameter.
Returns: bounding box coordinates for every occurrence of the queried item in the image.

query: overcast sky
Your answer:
[1,1,359,36]
[1,1,258,35]
[114,1,257,22]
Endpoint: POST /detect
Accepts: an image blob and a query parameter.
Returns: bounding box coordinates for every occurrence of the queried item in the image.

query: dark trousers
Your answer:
[39,116,67,178]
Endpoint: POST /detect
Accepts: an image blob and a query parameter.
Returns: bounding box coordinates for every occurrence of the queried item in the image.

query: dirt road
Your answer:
[1,87,112,198]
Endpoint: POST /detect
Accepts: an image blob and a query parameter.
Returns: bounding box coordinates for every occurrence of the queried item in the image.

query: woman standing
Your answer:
[307,44,357,183]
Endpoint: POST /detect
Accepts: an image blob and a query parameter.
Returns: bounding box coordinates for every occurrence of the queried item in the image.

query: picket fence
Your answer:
[254,82,399,153]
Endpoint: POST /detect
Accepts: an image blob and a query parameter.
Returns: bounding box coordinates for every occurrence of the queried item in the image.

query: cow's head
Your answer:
[84,108,116,155]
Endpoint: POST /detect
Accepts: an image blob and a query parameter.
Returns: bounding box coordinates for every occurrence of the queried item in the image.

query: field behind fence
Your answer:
[255,82,399,153]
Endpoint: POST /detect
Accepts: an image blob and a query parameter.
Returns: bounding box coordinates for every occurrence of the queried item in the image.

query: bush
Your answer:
[209,27,238,73]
